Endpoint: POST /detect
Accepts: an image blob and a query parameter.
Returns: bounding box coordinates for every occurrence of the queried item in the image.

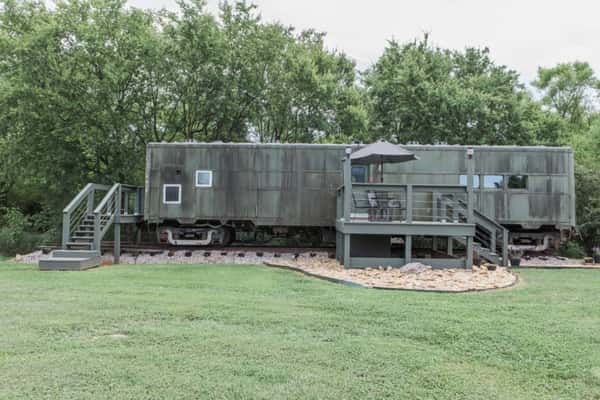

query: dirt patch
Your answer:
[268,259,517,292]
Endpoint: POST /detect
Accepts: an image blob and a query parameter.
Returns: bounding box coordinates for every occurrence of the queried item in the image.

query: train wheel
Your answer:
[221,227,235,246]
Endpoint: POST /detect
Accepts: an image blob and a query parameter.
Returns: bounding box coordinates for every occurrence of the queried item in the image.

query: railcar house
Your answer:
[40,141,575,270]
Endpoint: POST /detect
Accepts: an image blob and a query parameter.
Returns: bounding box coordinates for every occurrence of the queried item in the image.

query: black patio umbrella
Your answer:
[350,140,419,182]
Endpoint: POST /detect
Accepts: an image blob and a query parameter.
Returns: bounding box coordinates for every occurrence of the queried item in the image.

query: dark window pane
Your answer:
[508,175,527,189]
[351,166,367,183]
[483,175,503,189]
[164,186,180,203]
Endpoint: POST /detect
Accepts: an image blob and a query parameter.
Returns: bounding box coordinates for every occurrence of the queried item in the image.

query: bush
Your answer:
[559,241,587,259]
[0,207,48,256]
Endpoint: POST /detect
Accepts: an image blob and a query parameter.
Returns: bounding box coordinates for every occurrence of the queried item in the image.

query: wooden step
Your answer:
[39,256,102,271]
[72,235,94,240]
[66,242,93,249]
[52,250,100,258]
[74,231,94,236]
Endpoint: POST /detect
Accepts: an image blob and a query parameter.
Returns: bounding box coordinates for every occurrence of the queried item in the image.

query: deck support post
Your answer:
[62,211,70,249]
[114,223,120,264]
[114,185,122,264]
[432,236,438,252]
[466,235,474,269]
[466,149,474,224]
[343,149,352,221]
[123,191,129,215]
[447,237,453,256]
[406,185,413,223]
[404,235,412,264]
[343,233,351,268]
[432,192,439,222]
[502,229,509,267]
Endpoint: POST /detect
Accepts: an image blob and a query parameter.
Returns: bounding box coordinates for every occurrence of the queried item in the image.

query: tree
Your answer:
[364,36,539,145]
[532,62,600,128]
[0,0,157,209]
[251,28,367,143]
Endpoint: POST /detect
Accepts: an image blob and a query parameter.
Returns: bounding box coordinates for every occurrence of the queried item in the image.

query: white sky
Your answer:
[129,0,600,85]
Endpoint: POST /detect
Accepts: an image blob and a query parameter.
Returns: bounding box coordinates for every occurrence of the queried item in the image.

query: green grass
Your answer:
[1,262,600,399]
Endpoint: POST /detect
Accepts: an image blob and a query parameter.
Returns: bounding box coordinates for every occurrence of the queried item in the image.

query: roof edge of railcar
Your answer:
[146,141,573,152]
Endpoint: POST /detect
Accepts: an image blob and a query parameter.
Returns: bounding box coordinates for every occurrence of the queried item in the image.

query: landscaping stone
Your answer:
[398,262,431,274]
[270,259,517,292]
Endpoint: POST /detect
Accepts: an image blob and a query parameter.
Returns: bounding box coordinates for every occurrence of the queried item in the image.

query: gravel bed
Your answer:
[16,249,332,266]
[519,255,587,267]
[269,260,517,292]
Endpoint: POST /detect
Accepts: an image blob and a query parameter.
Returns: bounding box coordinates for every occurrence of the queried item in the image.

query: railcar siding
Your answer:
[144,143,575,231]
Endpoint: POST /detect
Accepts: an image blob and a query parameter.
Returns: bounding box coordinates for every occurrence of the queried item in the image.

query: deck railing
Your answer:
[340,183,470,224]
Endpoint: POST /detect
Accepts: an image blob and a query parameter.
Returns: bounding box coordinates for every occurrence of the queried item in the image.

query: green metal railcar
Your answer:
[144,142,575,248]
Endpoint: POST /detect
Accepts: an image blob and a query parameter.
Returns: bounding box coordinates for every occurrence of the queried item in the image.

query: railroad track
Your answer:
[39,242,335,255]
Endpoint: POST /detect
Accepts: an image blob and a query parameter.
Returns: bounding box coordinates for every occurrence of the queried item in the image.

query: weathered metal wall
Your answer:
[144,143,575,230]
[145,143,343,226]
[383,145,575,229]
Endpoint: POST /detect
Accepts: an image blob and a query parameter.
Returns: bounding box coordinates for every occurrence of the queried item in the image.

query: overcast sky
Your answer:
[129,0,600,85]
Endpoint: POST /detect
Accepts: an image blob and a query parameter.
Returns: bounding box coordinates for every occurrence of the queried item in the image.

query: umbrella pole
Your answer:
[380,160,384,183]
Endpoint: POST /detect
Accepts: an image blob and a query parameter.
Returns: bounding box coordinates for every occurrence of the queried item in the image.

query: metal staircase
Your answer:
[472,208,509,266]
[446,200,508,266]
[39,183,144,271]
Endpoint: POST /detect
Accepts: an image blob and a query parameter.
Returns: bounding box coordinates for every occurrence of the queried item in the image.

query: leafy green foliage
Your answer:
[533,62,600,127]
[364,36,545,145]
[0,0,599,250]
[558,240,586,259]
[0,207,48,255]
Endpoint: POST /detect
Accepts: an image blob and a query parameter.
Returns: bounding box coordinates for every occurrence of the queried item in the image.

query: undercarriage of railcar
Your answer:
[156,221,337,247]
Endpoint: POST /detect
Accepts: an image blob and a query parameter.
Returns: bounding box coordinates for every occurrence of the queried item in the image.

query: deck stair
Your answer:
[39,183,144,271]
[454,199,509,266]
[437,195,509,266]
[39,250,101,271]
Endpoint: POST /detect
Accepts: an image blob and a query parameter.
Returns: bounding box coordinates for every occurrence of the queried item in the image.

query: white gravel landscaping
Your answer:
[16,249,332,266]
[268,260,517,292]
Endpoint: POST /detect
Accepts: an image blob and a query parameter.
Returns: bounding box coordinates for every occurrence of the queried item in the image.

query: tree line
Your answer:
[1,0,599,254]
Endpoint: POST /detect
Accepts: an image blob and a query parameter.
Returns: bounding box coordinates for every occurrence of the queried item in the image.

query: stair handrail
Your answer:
[92,183,121,250]
[450,196,509,266]
[62,183,112,248]
[471,208,509,267]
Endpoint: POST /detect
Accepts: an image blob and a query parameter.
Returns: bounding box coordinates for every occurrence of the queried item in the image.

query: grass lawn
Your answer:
[1,262,600,399]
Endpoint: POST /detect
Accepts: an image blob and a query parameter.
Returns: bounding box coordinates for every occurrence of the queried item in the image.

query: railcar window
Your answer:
[508,175,528,189]
[459,175,480,188]
[483,175,503,189]
[351,166,367,183]
[163,184,181,204]
[195,170,213,187]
